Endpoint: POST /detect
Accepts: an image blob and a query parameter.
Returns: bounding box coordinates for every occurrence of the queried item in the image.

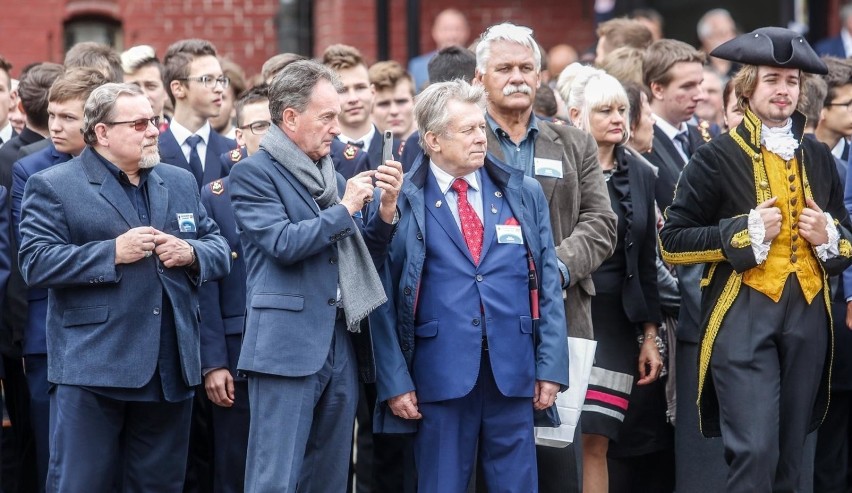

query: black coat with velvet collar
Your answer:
[659,107,852,437]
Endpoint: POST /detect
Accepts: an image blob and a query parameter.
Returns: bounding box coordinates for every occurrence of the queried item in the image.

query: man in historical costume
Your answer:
[660,27,852,492]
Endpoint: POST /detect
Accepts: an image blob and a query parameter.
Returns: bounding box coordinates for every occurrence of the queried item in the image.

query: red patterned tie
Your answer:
[452,179,483,264]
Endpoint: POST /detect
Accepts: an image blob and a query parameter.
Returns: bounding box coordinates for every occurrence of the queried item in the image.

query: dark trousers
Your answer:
[2,354,37,493]
[209,378,249,493]
[815,390,852,492]
[24,354,49,493]
[711,279,827,493]
[415,353,537,493]
[47,385,193,493]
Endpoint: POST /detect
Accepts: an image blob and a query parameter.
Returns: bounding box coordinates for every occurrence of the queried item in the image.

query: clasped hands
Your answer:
[115,226,194,268]
[756,197,828,246]
[387,380,561,420]
[340,160,403,223]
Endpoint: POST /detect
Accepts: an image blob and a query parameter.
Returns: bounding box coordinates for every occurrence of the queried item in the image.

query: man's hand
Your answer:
[798,198,829,246]
[115,226,157,265]
[341,170,377,215]
[534,380,560,410]
[376,160,404,223]
[756,197,782,243]
[204,368,235,407]
[152,230,194,268]
[388,391,422,420]
[637,334,663,385]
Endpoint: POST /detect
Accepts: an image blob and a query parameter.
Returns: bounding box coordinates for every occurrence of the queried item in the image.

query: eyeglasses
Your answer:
[826,100,852,111]
[104,116,161,132]
[177,75,230,89]
[238,120,272,135]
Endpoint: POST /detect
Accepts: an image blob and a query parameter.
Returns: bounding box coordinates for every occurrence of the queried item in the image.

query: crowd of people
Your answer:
[0,4,851,493]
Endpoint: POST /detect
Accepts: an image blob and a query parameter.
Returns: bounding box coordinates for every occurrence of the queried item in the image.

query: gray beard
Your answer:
[139,150,160,169]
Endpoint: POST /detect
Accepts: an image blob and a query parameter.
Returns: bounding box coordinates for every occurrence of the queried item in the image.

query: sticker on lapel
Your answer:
[496,224,523,244]
[177,213,196,232]
[534,158,563,178]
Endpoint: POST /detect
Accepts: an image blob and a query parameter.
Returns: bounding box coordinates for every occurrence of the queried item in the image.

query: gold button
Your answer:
[792,244,798,252]
[731,239,740,247]
[792,222,799,230]
[231,251,238,260]
[760,181,769,189]
[786,161,792,169]
[790,185,796,192]
[788,175,795,183]
[792,234,799,241]
[754,154,761,160]
[791,197,798,206]
[791,209,798,217]
[791,254,798,263]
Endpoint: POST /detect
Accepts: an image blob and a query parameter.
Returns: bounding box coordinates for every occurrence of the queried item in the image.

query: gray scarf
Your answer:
[260,125,387,331]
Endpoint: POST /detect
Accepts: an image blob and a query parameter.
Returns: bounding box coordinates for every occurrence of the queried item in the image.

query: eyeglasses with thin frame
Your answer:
[238,120,272,136]
[826,100,852,111]
[177,75,231,89]
[103,116,161,132]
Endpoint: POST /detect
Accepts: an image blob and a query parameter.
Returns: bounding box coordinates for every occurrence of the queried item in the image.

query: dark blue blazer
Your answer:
[371,155,569,433]
[158,127,236,189]
[18,148,231,388]
[815,35,847,57]
[218,146,246,177]
[330,139,370,180]
[11,144,72,355]
[229,149,395,379]
[399,131,422,172]
[199,177,246,374]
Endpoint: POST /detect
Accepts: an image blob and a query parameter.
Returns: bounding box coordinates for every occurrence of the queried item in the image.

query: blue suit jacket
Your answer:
[815,35,847,57]
[229,149,395,378]
[18,148,231,388]
[371,156,569,433]
[199,177,246,374]
[158,127,236,189]
[11,143,71,355]
[330,139,370,180]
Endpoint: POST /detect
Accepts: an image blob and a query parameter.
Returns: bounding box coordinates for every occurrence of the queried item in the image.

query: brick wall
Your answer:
[0,0,595,79]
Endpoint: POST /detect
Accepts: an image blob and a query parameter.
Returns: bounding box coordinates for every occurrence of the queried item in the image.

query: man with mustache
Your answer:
[660,27,852,492]
[158,39,236,190]
[17,82,231,491]
[475,22,617,493]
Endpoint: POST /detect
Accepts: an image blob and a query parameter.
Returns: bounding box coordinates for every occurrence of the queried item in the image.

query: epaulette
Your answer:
[698,120,713,143]
[210,179,225,196]
[343,144,358,160]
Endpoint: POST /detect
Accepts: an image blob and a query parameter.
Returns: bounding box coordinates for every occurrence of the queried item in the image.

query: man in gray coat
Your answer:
[18,82,231,491]
[476,22,617,493]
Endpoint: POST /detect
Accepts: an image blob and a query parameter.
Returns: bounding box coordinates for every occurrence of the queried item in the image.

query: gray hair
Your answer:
[842,3,852,25]
[567,68,631,144]
[268,60,343,125]
[414,79,485,150]
[697,9,734,41]
[83,83,144,146]
[475,23,542,74]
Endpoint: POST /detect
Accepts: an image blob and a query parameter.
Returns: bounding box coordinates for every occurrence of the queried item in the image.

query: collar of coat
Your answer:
[732,105,807,154]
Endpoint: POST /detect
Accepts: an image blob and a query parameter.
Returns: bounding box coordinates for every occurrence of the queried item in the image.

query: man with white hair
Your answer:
[372,78,568,493]
[475,22,617,493]
[697,8,738,78]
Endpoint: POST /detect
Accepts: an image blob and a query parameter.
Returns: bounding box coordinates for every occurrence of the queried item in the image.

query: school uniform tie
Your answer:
[185,134,204,187]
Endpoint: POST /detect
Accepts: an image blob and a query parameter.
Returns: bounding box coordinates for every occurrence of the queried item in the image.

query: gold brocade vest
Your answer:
[742,149,822,303]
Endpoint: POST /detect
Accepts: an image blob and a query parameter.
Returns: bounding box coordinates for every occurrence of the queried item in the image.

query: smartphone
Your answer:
[381,130,394,164]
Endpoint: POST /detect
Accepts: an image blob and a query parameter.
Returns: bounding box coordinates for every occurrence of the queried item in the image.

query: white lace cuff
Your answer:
[816,212,840,261]
[748,209,771,264]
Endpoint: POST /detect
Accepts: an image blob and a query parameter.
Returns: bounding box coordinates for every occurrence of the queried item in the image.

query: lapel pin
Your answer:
[494,191,503,198]
[435,200,442,208]
[491,204,497,214]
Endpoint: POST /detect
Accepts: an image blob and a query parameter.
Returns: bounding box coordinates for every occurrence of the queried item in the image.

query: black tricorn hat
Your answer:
[710,26,828,75]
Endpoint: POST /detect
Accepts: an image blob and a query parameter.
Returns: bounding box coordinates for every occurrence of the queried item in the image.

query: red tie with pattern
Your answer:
[452,178,483,264]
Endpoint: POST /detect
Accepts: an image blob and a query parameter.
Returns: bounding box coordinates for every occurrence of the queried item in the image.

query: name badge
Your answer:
[534,158,563,178]
[177,213,196,232]
[496,224,523,244]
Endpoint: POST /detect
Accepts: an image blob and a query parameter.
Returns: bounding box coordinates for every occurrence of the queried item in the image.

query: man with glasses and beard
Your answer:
[18,82,230,491]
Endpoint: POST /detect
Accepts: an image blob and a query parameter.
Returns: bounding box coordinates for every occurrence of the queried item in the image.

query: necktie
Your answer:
[349,140,365,148]
[185,134,204,187]
[674,131,692,162]
[452,179,483,264]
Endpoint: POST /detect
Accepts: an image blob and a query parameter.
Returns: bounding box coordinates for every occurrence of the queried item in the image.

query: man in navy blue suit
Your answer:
[158,39,236,190]
[11,67,109,492]
[18,83,230,491]
[198,84,270,493]
[229,60,402,493]
[372,79,568,493]
[815,4,852,58]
